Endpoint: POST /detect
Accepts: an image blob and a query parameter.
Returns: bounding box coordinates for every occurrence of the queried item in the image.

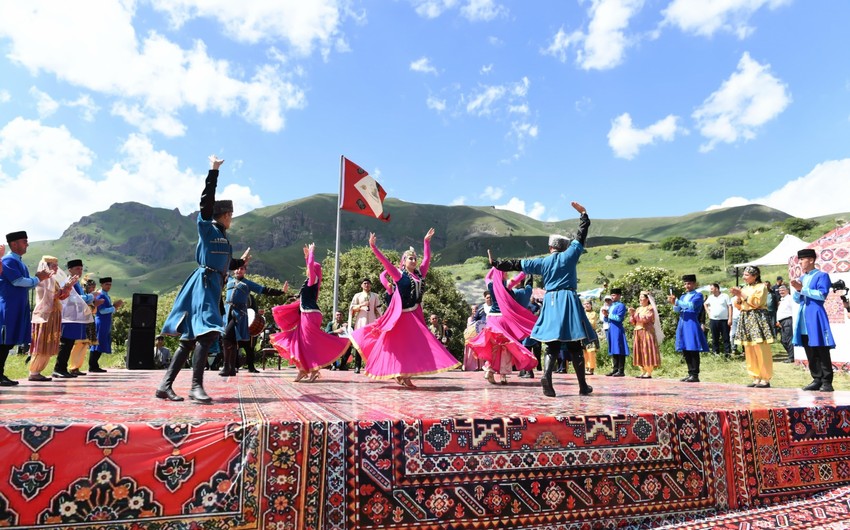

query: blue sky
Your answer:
[1,0,849,241]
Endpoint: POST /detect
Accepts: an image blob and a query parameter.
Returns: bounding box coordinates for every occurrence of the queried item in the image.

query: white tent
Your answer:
[734,234,810,267]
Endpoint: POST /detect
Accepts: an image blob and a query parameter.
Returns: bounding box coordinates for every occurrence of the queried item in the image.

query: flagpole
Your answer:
[333,155,344,317]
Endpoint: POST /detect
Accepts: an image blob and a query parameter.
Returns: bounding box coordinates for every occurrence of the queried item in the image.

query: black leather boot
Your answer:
[614,356,626,377]
[820,373,834,392]
[219,341,236,377]
[53,339,76,378]
[155,344,188,401]
[189,340,213,404]
[540,346,557,397]
[571,354,593,396]
[88,350,107,373]
[246,347,259,373]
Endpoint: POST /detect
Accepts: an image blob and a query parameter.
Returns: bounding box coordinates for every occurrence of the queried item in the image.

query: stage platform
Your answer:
[1,368,849,529]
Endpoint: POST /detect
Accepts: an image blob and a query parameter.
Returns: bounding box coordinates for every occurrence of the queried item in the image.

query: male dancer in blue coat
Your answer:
[219,259,286,376]
[89,277,124,372]
[791,248,836,392]
[0,232,52,385]
[603,288,629,377]
[490,201,596,397]
[156,155,234,404]
[668,274,708,383]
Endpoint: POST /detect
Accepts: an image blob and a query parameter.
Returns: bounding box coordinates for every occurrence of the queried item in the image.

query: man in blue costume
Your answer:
[668,274,708,383]
[156,155,233,404]
[219,259,286,376]
[791,248,836,392]
[54,259,99,378]
[490,201,596,397]
[89,277,124,373]
[602,288,629,377]
[0,232,53,386]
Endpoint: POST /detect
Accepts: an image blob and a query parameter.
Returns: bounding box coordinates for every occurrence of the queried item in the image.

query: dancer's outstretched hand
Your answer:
[571,201,586,215]
[487,249,493,265]
[208,155,224,169]
[424,227,435,241]
[368,232,377,247]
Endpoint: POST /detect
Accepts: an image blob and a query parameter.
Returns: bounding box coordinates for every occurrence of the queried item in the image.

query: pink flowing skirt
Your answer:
[468,314,538,373]
[351,301,460,380]
[270,303,349,371]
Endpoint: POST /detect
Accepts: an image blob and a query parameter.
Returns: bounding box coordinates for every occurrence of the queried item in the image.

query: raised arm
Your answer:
[369,233,401,282]
[200,155,224,221]
[572,201,590,248]
[305,243,321,286]
[420,228,435,277]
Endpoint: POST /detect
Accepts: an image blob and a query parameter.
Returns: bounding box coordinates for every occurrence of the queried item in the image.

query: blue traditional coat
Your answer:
[62,283,94,340]
[0,252,38,345]
[605,301,630,356]
[673,290,709,352]
[792,269,835,348]
[162,170,232,340]
[91,291,116,353]
[225,276,271,341]
[520,234,597,344]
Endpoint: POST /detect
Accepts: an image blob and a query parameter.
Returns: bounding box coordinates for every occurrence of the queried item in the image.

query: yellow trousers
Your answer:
[744,342,773,382]
[584,348,597,369]
[69,341,91,371]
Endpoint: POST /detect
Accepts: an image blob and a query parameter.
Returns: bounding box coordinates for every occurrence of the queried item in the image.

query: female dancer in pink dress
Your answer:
[469,266,538,384]
[351,228,461,387]
[270,243,350,382]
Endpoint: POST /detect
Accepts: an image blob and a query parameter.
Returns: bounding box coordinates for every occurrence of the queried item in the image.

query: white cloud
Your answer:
[29,87,100,122]
[460,0,507,21]
[693,52,791,152]
[29,86,59,118]
[0,90,10,103]
[706,159,850,219]
[480,186,503,201]
[607,113,684,159]
[496,197,546,220]
[663,0,790,39]
[411,0,505,21]
[462,77,537,158]
[412,0,458,19]
[542,0,645,71]
[450,196,466,206]
[410,57,438,75]
[480,64,493,75]
[66,94,99,122]
[111,102,188,138]
[149,0,346,56]
[426,96,446,112]
[0,119,261,240]
[0,2,308,136]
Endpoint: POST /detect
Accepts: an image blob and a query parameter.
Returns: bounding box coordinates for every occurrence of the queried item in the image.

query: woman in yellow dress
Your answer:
[582,300,599,375]
[730,266,774,388]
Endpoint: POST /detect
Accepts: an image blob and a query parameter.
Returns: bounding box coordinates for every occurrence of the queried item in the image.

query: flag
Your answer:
[339,157,390,222]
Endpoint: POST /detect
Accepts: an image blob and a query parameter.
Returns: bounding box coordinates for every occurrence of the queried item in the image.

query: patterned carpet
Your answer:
[1,368,849,529]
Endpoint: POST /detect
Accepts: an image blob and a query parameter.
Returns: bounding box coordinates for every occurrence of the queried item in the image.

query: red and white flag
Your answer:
[339,157,390,222]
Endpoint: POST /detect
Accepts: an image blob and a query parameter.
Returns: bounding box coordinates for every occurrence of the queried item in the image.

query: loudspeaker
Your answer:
[127,328,156,370]
[131,293,158,329]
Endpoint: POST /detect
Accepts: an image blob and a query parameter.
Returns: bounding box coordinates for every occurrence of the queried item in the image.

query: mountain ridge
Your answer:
[25,196,808,298]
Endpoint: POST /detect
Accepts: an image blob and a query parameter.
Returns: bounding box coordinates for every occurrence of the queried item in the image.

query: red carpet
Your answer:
[1,368,849,529]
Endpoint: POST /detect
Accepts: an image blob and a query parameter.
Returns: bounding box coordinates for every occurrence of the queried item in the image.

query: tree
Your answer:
[659,236,695,252]
[782,217,818,237]
[317,246,469,358]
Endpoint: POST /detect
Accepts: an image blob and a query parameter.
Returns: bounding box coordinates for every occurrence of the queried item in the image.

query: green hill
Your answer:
[24,197,809,299]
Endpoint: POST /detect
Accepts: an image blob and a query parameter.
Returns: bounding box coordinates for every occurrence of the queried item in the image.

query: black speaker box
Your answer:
[126,328,155,370]
[131,293,158,329]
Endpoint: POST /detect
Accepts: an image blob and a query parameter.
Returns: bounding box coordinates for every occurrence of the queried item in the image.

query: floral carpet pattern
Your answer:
[0,368,849,529]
